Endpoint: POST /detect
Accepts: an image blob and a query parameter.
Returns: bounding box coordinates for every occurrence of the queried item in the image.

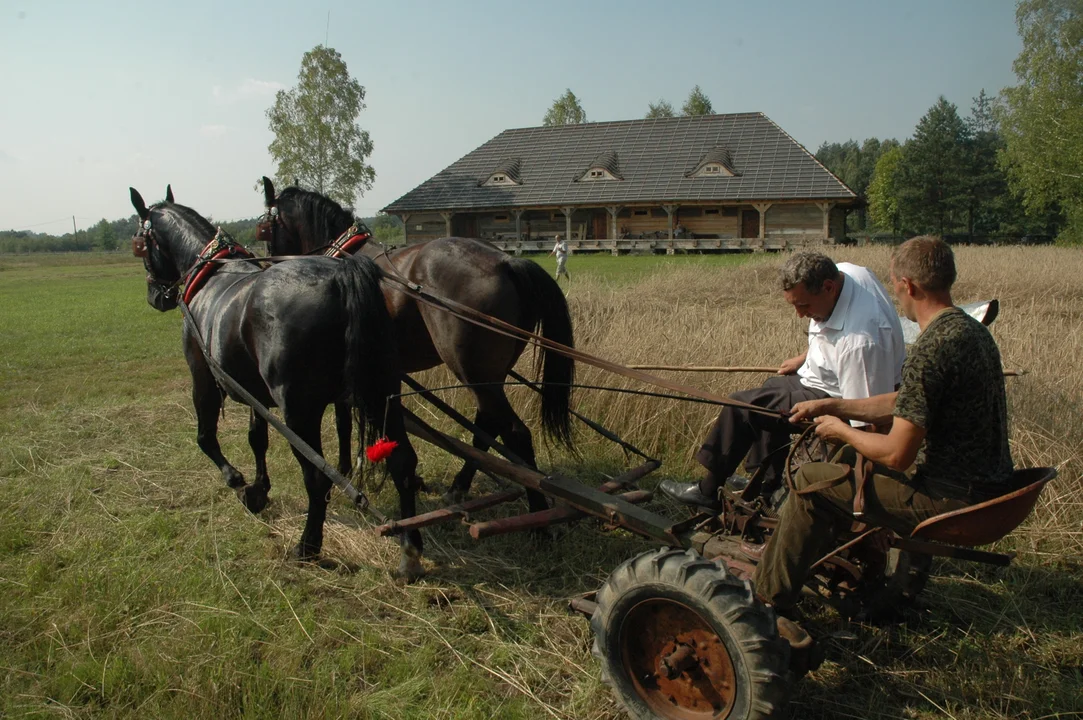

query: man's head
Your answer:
[890,236,956,319]
[779,252,843,322]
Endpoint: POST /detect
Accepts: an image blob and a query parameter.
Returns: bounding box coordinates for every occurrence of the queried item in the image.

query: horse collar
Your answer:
[181,228,254,305]
[325,224,372,258]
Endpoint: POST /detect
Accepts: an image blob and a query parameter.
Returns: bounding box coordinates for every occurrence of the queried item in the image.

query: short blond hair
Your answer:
[891,235,956,292]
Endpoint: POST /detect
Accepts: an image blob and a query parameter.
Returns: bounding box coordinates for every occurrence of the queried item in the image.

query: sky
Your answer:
[0,0,1023,234]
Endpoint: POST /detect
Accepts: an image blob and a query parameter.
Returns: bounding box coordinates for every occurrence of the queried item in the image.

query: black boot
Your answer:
[659,480,722,510]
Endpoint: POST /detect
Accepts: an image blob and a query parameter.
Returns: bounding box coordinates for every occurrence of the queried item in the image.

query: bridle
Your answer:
[132,218,181,304]
[132,213,253,305]
[255,205,282,250]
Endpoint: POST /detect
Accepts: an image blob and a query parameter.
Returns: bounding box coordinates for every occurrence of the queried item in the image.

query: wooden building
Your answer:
[382,113,859,254]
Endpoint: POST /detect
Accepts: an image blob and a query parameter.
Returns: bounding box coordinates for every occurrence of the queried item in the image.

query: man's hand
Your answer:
[777,353,806,375]
[813,415,850,442]
[789,398,838,423]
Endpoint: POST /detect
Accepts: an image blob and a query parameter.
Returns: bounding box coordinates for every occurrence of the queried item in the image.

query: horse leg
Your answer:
[191,363,247,493]
[284,408,332,562]
[333,401,354,477]
[460,388,549,514]
[445,410,503,504]
[384,405,425,581]
[238,410,271,514]
[501,413,549,514]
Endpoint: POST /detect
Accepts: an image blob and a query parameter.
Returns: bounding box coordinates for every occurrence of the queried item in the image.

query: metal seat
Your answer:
[910,467,1056,547]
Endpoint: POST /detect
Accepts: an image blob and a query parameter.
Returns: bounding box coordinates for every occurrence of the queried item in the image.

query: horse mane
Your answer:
[151,200,217,242]
[277,187,355,248]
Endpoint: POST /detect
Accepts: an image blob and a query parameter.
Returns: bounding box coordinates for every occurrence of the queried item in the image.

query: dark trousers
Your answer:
[753,445,967,610]
[696,375,829,497]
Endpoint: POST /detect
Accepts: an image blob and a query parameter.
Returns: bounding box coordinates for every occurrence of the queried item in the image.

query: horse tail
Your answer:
[504,257,575,448]
[333,254,399,436]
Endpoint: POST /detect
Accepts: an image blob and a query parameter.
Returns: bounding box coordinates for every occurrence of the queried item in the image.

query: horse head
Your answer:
[257,178,358,255]
[129,187,215,311]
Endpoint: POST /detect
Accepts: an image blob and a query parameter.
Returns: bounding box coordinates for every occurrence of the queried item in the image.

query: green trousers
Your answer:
[753,446,968,611]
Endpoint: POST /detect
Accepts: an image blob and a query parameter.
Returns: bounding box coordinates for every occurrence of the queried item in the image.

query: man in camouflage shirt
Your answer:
[753,236,1013,612]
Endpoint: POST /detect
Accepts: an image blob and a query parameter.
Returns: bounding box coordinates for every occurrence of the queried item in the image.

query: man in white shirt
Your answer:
[549,234,570,281]
[661,252,904,509]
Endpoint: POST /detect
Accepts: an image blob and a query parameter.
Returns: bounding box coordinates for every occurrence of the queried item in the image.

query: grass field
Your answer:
[1,248,1081,719]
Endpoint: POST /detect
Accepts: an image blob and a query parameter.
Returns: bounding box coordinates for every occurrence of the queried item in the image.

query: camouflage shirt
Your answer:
[893,307,1013,500]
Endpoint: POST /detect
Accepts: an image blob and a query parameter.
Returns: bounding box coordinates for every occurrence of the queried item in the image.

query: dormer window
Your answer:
[686,147,739,178]
[581,167,617,181]
[692,162,733,178]
[576,150,623,182]
[480,158,522,187]
[485,172,519,186]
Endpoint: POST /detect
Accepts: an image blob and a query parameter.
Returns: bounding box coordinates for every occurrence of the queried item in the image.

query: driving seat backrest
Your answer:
[909,467,1057,546]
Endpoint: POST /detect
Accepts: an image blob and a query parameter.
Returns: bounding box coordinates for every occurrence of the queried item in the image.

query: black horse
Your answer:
[257,178,574,513]
[129,187,424,577]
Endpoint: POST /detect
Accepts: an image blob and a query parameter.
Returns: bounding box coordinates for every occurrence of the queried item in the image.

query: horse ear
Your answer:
[262,176,275,207]
[130,187,149,221]
[165,184,174,203]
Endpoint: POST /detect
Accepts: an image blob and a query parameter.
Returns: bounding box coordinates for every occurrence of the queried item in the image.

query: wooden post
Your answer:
[817,202,836,241]
[753,203,772,240]
[514,209,523,242]
[400,213,411,245]
[663,205,678,240]
[563,206,574,244]
[440,211,454,238]
[607,205,623,241]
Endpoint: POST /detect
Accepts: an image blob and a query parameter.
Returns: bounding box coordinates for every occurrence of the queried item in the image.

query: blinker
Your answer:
[132,235,148,257]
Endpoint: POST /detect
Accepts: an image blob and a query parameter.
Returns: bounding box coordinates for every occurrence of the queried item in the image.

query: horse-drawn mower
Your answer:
[381,365,1055,719]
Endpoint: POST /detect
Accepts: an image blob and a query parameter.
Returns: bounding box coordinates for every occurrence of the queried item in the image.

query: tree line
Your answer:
[0,213,403,255]
[815,90,1059,242]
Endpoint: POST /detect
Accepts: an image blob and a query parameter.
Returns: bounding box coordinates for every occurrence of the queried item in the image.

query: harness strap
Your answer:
[377,271,789,420]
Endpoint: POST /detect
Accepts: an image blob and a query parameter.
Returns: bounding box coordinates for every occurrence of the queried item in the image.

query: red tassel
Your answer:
[365,437,399,463]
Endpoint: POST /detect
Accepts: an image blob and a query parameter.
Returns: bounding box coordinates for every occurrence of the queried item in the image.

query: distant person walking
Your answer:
[550,234,570,281]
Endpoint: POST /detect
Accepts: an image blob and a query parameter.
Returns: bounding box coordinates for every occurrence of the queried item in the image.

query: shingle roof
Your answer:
[383,112,856,213]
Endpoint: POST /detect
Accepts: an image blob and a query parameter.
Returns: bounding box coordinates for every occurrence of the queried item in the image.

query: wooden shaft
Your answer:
[469,488,653,539]
[376,490,523,536]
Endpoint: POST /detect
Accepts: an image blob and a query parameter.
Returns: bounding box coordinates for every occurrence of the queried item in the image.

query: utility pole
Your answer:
[72,216,76,235]
[325,11,330,45]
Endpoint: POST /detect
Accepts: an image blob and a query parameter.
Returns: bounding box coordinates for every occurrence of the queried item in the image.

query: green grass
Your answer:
[528,250,755,286]
[1,250,1080,719]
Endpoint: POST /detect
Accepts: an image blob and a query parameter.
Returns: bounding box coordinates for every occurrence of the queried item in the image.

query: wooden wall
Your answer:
[765,204,822,236]
[398,202,848,245]
[403,212,446,243]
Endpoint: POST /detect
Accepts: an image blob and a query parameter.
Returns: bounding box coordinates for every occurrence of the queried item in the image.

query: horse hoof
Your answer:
[236,484,269,514]
[395,554,425,583]
[225,469,246,489]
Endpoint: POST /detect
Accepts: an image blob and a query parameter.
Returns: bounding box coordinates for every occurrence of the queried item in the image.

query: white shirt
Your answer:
[554,240,568,259]
[797,264,905,401]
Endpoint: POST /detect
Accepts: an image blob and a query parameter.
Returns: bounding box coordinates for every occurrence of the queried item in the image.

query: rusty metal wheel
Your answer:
[591,548,791,719]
